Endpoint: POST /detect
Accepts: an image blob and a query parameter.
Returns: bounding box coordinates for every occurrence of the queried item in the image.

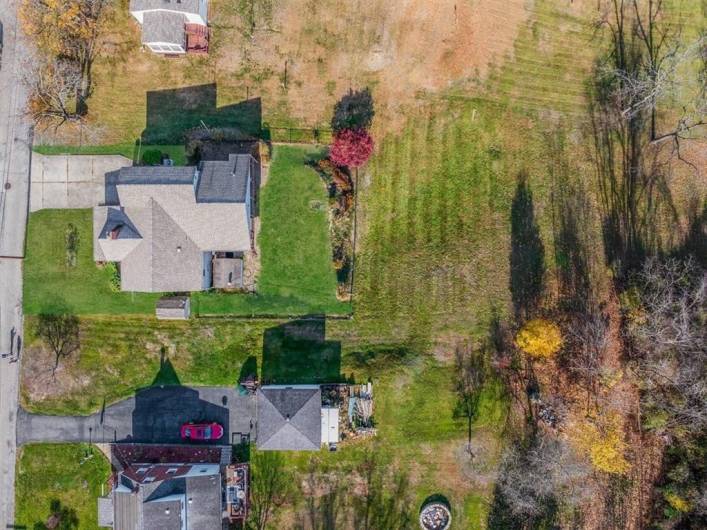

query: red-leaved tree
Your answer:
[329,128,374,168]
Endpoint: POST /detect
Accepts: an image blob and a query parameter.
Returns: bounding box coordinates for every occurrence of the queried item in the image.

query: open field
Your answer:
[15,443,110,530]
[37,0,606,146]
[23,145,344,316]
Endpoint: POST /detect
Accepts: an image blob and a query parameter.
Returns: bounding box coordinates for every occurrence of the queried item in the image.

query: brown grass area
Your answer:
[41,0,537,144]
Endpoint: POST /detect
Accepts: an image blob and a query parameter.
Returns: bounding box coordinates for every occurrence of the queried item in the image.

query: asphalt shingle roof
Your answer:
[116,165,196,185]
[130,0,201,14]
[196,154,252,203]
[141,10,186,46]
[257,386,321,451]
[113,465,222,530]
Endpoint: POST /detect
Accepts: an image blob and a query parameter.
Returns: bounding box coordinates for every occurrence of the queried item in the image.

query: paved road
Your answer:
[0,0,31,527]
[18,386,256,446]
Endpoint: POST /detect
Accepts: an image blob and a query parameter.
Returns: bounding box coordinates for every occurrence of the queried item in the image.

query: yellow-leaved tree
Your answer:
[514,318,563,359]
[571,414,630,475]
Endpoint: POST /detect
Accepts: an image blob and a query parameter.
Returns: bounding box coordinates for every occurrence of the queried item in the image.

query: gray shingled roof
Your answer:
[116,165,196,185]
[196,154,252,203]
[120,199,204,292]
[113,469,222,530]
[257,386,321,451]
[130,0,201,14]
[141,10,186,46]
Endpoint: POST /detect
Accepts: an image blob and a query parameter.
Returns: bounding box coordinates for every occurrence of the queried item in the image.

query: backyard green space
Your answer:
[15,443,110,530]
[194,145,348,315]
[23,145,346,316]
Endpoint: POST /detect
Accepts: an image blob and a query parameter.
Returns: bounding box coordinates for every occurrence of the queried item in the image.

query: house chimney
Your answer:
[110,224,123,239]
[176,246,182,253]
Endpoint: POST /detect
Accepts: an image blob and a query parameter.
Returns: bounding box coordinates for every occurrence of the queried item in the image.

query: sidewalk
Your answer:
[0,0,31,526]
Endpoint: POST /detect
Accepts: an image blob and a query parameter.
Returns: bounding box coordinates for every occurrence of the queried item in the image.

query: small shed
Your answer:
[321,407,340,447]
[155,296,191,320]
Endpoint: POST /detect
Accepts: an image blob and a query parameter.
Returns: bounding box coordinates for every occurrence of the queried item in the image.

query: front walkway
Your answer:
[17,386,256,446]
[29,154,130,211]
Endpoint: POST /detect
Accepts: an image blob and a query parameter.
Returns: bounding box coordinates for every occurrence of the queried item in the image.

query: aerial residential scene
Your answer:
[0,0,704,529]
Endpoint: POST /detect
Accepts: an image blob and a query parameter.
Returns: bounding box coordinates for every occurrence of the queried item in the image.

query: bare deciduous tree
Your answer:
[498,434,595,519]
[21,0,111,120]
[248,451,292,530]
[454,340,488,450]
[36,312,80,375]
[25,58,83,126]
[628,257,707,438]
[567,309,611,405]
[591,1,705,273]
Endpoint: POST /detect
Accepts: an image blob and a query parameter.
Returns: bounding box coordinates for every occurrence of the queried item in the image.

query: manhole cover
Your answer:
[4,182,10,190]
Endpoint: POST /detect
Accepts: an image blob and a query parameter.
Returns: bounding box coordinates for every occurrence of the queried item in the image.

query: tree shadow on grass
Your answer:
[553,185,594,314]
[33,499,78,530]
[261,316,342,384]
[510,174,545,320]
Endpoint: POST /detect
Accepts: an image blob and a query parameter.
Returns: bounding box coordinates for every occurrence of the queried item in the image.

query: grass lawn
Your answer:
[23,209,161,315]
[33,144,187,166]
[193,145,349,315]
[15,443,110,530]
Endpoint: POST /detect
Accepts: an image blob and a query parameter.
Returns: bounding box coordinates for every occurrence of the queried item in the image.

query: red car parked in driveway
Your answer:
[180,422,224,441]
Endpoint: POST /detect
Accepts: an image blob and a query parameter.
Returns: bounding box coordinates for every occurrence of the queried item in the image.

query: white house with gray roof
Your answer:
[93,154,256,293]
[129,0,209,54]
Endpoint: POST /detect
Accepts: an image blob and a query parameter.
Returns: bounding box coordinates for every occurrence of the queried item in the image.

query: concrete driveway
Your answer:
[18,386,256,446]
[29,153,131,211]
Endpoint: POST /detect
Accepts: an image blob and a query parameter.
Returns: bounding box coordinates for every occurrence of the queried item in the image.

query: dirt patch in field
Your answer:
[20,342,92,405]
